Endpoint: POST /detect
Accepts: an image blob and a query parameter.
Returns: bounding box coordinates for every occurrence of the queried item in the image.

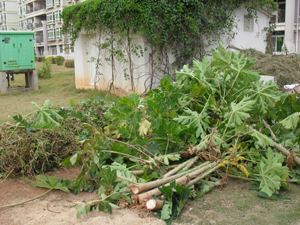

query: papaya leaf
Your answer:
[224,97,255,127]
[254,148,289,196]
[279,112,300,130]
[249,129,274,148]
[174,101,210,138]
[97,168,117,194]
[31,100,63,127]
[30,175,70,193]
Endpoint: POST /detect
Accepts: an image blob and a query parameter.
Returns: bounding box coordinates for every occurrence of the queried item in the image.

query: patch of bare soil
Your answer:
[0,167,165,225]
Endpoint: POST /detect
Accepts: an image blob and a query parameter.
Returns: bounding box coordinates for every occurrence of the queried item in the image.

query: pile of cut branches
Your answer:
[34,43,299,224]
[242,48,300,87]
[0,100,83,176]
[4,43,300,224]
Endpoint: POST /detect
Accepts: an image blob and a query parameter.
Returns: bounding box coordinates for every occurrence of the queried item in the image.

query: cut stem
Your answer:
[131,161,210,195]
[146,198,164,210]
[136,162,216,203]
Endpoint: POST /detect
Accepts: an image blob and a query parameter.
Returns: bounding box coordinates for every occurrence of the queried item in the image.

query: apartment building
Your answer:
[0,0,19,31]
[17,0,75,58]
[273,0,300,54]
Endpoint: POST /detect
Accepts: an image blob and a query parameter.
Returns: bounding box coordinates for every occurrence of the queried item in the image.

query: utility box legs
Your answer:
[0,70,38,94]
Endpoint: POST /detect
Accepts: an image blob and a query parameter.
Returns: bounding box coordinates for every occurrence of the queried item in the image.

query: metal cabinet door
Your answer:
[1,35,19,70]
[18,36,35,69]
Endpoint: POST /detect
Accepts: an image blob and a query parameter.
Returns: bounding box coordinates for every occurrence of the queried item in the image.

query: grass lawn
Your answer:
[0,62,117,123]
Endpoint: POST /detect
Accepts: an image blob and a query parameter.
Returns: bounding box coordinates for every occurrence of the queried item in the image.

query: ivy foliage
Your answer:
[61,0,277,68]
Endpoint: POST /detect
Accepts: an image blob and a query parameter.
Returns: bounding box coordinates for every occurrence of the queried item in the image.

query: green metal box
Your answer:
[0,31,35,71]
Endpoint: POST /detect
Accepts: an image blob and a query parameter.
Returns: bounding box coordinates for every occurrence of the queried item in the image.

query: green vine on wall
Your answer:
[61,0,278,92]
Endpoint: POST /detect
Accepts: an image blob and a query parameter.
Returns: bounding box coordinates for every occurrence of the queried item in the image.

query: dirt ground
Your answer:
[0,167,165,225]
[1,167,300,225]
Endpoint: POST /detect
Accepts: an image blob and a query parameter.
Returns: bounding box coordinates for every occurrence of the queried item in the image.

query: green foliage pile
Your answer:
[62,0,277,68]
[3,44,300,224]
[30,44,299,224]
[242,49,300,87]
[65,60,74,68]
[0,100,81,176]
[55,56,65,66]
[0,97,112,177]
[37,59,52,79]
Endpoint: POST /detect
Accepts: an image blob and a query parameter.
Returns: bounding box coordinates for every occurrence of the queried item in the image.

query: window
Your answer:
[54,0,60,6]
[47,12,54,23]
[70,46,74,53]
[47,29,55,40]
[244,15,253,32]
[272,31,285,52]
[2,2,5,11]
[22,20,27,28]
[51,46,57,55]
[19,21,22,30]
[18,7,22,16]
[55,27,62,39]
[59,45,63,53]
[54,10,61,22]
[46,0,54,8]
[278,1,285,23]
[21,5,26,16]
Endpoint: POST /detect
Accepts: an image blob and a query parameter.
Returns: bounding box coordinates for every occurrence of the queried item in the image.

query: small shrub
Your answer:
[37,57,42,62]
[34,55,37,62]
[41,56,46,62]
[65,60,74,68]
[46,56,56,64]
[37,59,52,79]
[55,56,65,66]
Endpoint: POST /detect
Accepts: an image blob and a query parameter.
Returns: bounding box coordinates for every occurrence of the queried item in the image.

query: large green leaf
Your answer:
[211,42,233,72]
[30,175,70,193]
[174,95,211,139]
[230,51,260,84]
[255,148,289,196]
[31,100,63,127]
[224,97,255,127]
[248,80,283,115]
[279,112,300,129]
[249,129,274,148]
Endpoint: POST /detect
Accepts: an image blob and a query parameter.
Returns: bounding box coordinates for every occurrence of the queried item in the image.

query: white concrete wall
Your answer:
[225,7,270,52]
[74,7,271,96]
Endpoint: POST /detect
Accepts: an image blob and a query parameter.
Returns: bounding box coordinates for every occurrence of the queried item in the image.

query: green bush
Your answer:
[40,56,46,62]
[55,56,65,66]
[65,60,74,68]
[46,56,56,64]
[37,58,52,79]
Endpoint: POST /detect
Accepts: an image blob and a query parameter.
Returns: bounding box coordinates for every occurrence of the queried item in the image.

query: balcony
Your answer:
[35,21,43,28]
[26,7,46,18]
[27,9,34,14]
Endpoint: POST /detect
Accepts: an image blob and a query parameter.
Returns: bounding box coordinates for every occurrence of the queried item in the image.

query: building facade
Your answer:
[273,0,300,54]
[17,0,75,58]
[0,0,19,31]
